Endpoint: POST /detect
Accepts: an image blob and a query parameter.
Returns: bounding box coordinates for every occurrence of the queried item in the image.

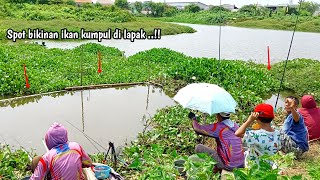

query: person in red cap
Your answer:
[298,95,320,141]
[235,103,281,167]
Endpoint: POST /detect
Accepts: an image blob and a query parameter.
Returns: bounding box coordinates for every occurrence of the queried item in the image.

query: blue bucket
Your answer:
[94,165,111,179]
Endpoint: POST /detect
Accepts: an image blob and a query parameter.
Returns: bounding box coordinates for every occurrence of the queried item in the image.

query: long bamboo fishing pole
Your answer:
[81,90,85,132]
[217,0,222,84]
[14,139,33,161]
[275,0,303,110]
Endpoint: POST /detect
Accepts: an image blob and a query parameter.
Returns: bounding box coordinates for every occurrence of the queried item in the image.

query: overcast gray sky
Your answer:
[127,0,320,7]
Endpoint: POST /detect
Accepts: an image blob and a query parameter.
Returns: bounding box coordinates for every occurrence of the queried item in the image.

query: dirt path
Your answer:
[282,141,320,179]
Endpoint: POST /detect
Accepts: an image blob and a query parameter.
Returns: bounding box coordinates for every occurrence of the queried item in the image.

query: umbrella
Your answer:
[173,83,237,115]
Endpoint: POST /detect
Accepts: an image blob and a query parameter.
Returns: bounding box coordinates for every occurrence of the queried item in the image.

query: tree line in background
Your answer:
[124,0,319,17]
[1,0,319,17]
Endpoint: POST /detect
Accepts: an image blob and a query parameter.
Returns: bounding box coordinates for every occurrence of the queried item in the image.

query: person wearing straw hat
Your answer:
[30,122,92,180]
[189,112,245,173]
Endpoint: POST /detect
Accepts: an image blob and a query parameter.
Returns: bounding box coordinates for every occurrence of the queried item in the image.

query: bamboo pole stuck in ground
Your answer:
[0,81,164,103]
[64,81,163,91]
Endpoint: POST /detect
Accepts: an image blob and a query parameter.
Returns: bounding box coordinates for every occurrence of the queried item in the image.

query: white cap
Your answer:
[219,112,230,118]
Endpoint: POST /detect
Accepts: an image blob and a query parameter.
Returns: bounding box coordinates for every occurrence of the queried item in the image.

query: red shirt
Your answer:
[299,107,320,141]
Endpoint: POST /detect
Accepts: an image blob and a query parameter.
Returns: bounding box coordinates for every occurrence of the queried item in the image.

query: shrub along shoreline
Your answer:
[0,19,195,42]
[0,2,196,42]
[0,43,319,179]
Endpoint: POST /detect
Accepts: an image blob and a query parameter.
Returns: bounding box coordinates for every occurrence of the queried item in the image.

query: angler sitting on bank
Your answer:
[30,122,92,180]
[189,112,245,173]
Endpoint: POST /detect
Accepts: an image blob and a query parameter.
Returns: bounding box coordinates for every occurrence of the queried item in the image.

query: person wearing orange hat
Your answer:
[280,96,309,157]
[235,103,281,167]
[298,95,320,141]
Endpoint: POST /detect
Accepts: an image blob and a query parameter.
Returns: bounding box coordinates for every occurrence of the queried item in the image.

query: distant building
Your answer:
[166,2,210,10]
[96,0,114,6]
[265,4,298,11]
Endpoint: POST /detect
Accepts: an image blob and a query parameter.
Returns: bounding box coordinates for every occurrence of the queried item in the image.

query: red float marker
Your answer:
[97,51,102,73]
[23,64,30,89]
[267,46,271,70]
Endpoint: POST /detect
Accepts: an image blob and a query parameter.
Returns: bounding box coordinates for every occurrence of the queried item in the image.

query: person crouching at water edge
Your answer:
[189,112,245,173]
[235,104,281,168]
[29,122,92,180]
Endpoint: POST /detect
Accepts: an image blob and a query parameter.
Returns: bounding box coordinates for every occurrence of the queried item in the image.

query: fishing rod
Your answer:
[65,120,128,167]
[65,120,101,152]
[14,139,33,161]
[0,134,7,145]
[218,0,222,62]
[218,0,223,84]
[274,0,303,110]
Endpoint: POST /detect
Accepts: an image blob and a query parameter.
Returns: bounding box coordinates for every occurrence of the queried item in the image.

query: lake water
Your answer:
[0,85,175,154]
[41,23,320,63]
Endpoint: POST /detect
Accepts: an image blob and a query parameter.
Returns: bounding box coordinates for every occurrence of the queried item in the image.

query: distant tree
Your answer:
[184,4,201,13]
[209,6,231,13]
[65,0,75,5]
[300,1,319,15]
[134,1,143,13]
[36,0,48,4]
[48,0,63,4]
[115,0,128,9]
[6,0,36,3]
[163,5,178,17]
[239,4,257,15]
[239,4,270,16]
[150,2,165,17]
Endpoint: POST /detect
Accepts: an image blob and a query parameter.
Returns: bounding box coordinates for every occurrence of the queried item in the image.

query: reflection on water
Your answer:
[264,94,286,109]
[0,85,175,154]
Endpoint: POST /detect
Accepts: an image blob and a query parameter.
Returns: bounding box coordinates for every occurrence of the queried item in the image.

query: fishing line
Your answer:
[65,120,129,166]
[0,134,7,144]
[275,1,303,110]
[14,138,33,161]
[65,120,101,152]
[218,0,222,84]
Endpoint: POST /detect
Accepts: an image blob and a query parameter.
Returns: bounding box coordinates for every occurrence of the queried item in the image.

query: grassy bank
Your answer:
[0,2,195,42]
[232,17,320,32]
[161,12,320,33]
[0,19,195,42]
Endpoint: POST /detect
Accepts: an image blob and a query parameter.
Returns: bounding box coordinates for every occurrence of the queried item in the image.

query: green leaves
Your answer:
[128,157,143,170]
[233,153,299,180]
[0,145,32,180]
[184,153,217,180]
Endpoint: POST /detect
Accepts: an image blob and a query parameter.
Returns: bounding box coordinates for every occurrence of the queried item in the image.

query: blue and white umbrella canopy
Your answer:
[173,83,237,115]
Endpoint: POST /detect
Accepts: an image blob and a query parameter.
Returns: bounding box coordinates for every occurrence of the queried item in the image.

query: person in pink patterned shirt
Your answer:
[30,122,92,180]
